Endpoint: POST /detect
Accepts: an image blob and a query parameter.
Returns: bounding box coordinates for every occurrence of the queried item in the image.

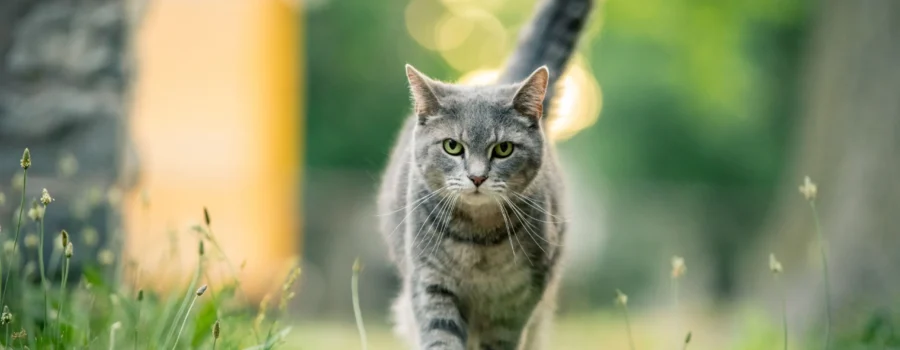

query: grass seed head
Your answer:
[213,320,221,339]
[11,328,26,340]
[20,148,31,170]
[138,289,144,301]
[615,289,628,306]
[685,331,692,344]
[1,306,11,325]
[199,240,205,256]
[671,256,686,279]
[769,253,783,274]
[65,242,74,258]
[27,201,44,221]
[196,284,208,296]
[40,188,53,206]
[61,229,69,248]
[203,207,211,226]
[799,176,818,201]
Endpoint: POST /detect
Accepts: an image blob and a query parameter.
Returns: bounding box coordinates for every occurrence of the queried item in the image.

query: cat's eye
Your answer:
[492,142,514,158]
[443,139,464,156]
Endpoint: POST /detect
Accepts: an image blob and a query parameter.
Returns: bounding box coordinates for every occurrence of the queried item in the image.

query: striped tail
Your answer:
[498,0,595,110]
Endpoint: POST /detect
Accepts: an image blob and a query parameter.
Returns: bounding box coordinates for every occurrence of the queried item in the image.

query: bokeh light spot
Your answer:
[458,56,602,142]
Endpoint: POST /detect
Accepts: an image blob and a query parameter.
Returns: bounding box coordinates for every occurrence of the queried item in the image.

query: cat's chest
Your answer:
[441,241,532,300]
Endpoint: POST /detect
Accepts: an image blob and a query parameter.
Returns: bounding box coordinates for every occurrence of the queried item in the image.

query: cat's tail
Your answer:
[497,0,595,107]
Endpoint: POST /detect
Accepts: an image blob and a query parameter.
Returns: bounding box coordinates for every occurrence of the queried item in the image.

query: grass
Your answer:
[0,148,299,349]
[0,151,890,350]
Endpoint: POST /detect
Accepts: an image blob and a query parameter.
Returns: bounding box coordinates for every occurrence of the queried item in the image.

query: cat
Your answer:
[377,0,594,349]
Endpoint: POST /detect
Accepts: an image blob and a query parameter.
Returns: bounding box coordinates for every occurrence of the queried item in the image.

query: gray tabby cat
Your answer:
[378,0,593,349]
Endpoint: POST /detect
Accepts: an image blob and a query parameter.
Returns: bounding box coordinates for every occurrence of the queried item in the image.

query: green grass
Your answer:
[0,152,895,350]
[0,148,298,349]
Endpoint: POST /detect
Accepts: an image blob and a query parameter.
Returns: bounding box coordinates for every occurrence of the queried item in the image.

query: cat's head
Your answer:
[405,64,549,206]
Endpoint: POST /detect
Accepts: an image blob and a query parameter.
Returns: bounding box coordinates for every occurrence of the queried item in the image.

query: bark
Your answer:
[749,0,900,334]
[0,0,141,277]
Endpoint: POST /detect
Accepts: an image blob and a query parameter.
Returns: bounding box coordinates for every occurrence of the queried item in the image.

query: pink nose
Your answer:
[469,176,487,187]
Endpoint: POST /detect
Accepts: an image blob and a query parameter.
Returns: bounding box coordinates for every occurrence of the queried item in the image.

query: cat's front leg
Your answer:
[412,272,467,350]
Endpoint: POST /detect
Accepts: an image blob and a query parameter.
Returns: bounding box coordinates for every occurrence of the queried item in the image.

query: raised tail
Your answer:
[498,0,595,108]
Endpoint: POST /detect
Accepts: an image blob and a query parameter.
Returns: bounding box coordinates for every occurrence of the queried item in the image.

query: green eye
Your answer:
[443,139,464,155]
[493,142,514,158]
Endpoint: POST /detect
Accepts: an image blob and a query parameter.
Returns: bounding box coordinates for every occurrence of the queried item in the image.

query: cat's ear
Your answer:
[512,66,550,120]
[406,64,442,118]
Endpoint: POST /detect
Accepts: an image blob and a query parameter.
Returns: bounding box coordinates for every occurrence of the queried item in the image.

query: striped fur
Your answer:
[378,0,593,349]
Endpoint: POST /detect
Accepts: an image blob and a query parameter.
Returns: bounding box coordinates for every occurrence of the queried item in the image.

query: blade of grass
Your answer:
[0,168,27,307]
[352,258,367,350]
[809,201,831,350]
[162,241,203,347]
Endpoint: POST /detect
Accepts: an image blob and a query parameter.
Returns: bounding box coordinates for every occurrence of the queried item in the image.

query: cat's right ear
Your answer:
[406,64,442,118]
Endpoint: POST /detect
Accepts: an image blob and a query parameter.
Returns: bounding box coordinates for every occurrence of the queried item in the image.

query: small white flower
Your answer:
[40,188,53,206]
[27,205,44,221]
[799,176,817,201]
[615,289,628,306]
[769,253,783,274]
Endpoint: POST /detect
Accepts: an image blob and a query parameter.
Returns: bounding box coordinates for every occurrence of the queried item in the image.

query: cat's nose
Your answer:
[468,176,487,187]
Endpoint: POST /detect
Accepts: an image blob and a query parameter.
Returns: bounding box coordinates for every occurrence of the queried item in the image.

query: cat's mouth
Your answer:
[458,189,496,206]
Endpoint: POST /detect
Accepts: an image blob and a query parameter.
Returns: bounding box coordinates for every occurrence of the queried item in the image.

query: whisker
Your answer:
[421,192,454,257]
[377,185,448,217]
[503,198,560,249]
[497,198,532,267]
[385,188,447,239]
[503,196,562,247]
[501,196,555,254]
[411,193,452,256]
[430,194,459,257]
[493,197,518,262]
[513,192,567,222]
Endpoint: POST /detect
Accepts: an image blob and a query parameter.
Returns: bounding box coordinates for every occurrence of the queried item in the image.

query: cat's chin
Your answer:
[458,192,496,208]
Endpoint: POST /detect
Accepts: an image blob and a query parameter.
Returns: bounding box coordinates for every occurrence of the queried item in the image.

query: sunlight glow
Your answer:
[457,56,602,142]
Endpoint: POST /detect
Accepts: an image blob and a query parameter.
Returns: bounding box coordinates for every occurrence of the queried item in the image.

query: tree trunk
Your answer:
[749,0,900,335]
[0,0,141,278]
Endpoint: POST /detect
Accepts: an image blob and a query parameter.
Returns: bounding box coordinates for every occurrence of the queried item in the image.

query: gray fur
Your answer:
[378,0,592,349]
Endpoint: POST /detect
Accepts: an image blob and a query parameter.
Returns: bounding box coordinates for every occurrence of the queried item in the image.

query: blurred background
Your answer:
[1,0,898,348]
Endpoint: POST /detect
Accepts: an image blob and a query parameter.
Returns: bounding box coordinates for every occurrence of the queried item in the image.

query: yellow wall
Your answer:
[127,0,302,298]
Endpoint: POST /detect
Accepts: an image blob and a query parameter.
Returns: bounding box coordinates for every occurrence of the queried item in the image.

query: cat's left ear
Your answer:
[512,66,549,121]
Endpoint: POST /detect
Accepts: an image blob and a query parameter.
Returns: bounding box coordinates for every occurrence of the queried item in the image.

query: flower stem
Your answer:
[775,273,788,350]
[38,212,49,331]
[0,170,27,307]
[621,305,636,350]
[162,248,202,347]
[60,257,70,343]
[135,302,142,350]
[809,201,831,350]
[352,261,367,350]
[170,294,199,350]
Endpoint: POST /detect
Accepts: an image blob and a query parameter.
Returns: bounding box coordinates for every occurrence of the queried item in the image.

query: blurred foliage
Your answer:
[305,0,812,304]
